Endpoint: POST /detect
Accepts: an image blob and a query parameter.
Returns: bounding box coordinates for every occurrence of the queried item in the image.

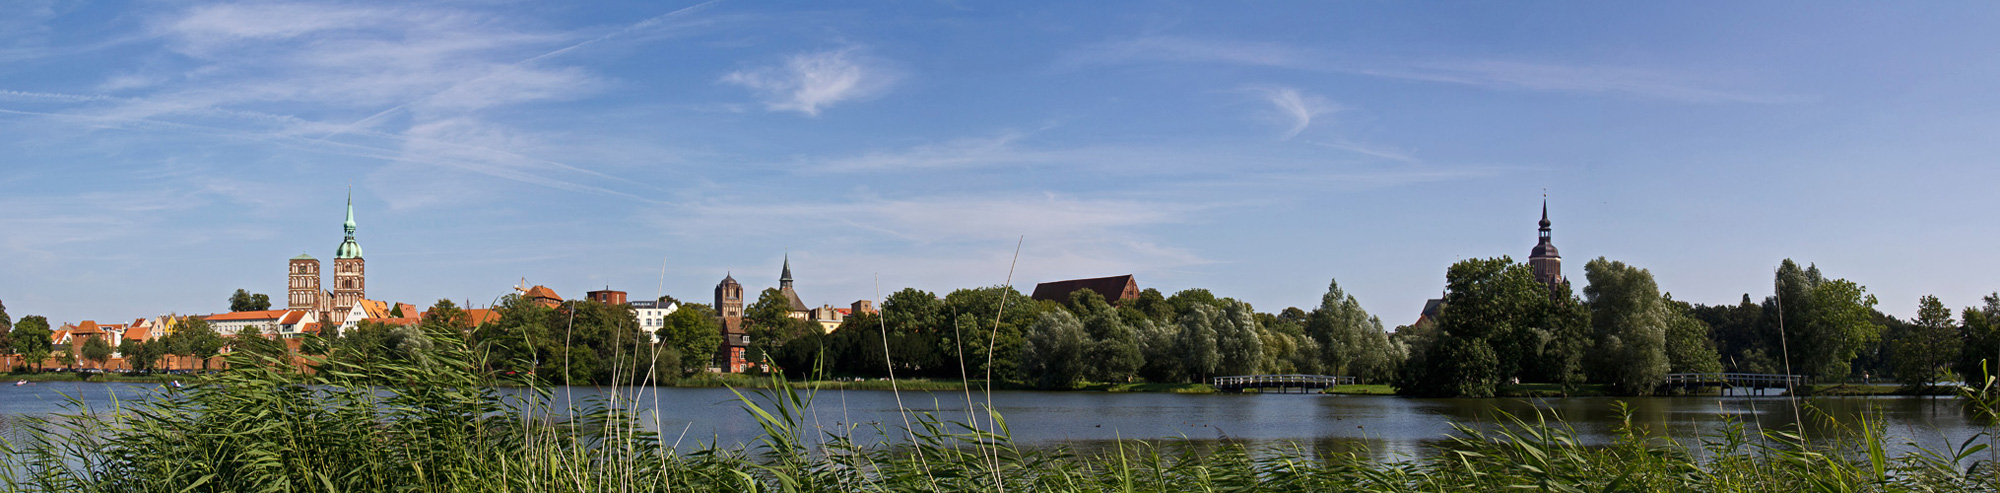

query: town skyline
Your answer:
[4,2,1999,324]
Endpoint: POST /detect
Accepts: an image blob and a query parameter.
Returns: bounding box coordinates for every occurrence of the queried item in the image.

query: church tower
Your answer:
[714,273,743,319]
[777,254,808,319]
[1528,200,1565,291]
[331,190,366,323]
[287,253,321,311]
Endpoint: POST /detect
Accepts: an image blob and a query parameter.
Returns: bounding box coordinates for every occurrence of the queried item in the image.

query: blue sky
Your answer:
[3,1,1997,326]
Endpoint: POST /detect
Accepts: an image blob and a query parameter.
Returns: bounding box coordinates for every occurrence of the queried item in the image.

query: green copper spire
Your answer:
[336,188,363,259]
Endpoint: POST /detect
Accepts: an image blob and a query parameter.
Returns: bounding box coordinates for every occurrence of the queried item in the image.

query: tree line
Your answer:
[4,255,1993,397]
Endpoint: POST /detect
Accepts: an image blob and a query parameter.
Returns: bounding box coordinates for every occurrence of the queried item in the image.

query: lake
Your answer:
[2,381,1988,460]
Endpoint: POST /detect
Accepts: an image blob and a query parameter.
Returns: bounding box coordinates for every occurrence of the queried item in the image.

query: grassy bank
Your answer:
[1324,384,1396,395]
[8,330,2000,492]
[3,371,194,384]
[1793,383,1958,396]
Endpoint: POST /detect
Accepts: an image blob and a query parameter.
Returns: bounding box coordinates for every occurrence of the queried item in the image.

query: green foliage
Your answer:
[0,299,11,357]
[1304,278,1401,383]
[657,302,724,376]
[227,288,271,312]
[1776,259,1883,381]
[1583,258,1672,396]
[1957,293,2000,385]
[1400,256,1579,397]
[78,336,113,369]
[1214,300,1264,377]
[1661,299,1724,374]
[1891,295,1960,390]
[1172,304,1221,382]
[11,315,52,370]
[1070,290,1142,382]
[1020,309,1090,388]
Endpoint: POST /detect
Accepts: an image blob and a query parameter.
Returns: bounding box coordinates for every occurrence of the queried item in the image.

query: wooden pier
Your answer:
[1212,374,1355,393]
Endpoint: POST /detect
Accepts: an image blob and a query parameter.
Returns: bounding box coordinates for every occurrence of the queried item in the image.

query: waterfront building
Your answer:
[206,309,321,337]
[1030,275,1140,305]
[522,285,563,308]
[807,305,849,333]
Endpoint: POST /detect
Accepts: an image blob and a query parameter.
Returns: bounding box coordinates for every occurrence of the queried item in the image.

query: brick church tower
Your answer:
[331,190,366,322]
[287,253,321,311]
[1528,200,1566,294]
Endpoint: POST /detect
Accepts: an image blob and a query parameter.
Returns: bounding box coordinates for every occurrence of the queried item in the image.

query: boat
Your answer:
[13,380,26,386]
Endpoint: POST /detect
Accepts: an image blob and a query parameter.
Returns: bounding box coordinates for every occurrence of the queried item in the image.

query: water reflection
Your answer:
[2,382,1989,461]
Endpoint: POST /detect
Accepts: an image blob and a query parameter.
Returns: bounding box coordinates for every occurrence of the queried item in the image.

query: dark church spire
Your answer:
[780,253,794,289]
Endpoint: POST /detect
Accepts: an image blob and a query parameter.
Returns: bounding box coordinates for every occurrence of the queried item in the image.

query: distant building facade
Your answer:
[714,273,749,373]
[285,190,366,326]
[1529,200,1568,297]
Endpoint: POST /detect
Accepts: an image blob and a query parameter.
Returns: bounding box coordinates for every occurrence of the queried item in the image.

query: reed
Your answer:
[4,326,1998,492]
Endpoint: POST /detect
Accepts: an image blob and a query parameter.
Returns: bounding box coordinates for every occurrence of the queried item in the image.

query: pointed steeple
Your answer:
[779,253,794,289]
[336,188,364,259]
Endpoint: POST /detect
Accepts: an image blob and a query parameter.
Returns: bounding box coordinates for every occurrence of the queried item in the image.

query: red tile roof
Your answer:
[206,310,289,322]
[124,326,151,342]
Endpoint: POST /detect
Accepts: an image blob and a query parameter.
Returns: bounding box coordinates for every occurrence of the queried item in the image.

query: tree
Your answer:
[1774,260,1882,381]
[1172,304,1221,382]
[1020,310,1089,388]
[123,339,163,372]
[1891,295,1960,390]
[1214,301,1264,377]
[745,288,821,370]
[1583,258,1671,396]
[80,336,113,370]
[0,299,12,359]
[229,289,272,312]
[1070,290,1142,382]
[1305,279,1401,382]
[656,303,724,376]
[1956,293,2000,382]
[56,348,75,370]
[174,317,226,371]
[12,315,53,371]
[1397,257,1551,397]
[1661,297,1724,374]
[231,325,282,360]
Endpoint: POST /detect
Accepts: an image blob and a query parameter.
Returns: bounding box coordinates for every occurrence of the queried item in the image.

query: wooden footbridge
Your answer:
[1662,373,1804,395]
[1213,374,1355,393]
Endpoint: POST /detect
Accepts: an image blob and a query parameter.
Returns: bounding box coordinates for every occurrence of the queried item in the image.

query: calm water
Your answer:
[2,381,1987,460]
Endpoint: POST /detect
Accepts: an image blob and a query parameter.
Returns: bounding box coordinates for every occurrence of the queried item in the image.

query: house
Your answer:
[632,300,680,343]
[207,310,320,337]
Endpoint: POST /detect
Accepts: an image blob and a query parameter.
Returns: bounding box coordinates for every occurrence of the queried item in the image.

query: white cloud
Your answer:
[722,48,896,116]
[1250,86,1335,140]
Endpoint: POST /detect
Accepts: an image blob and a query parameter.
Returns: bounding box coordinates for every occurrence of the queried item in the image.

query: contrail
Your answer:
[313,0,722,143]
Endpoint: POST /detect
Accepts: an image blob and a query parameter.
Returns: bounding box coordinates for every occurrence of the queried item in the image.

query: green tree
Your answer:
[56,348,75,370]
[228,289,272,312]
[0,299,12,359]
[174,317,226,371]
[1305,279,1401,382]
[1956,293,2000,382]
[1398,257,1550,397]
[1774,260,1882,381]
[942,286,1039,384]
[1214,301,1264,377]
[1661,297,1724,374]
[656,303,724,376]
[230,325,281,360]
[125,339,164,372]
[12,315,53,371]
[80,336,113,370]
[1583,258,1671,396]
[1069,290,1142,382]
[745,288,821,370]
[1891,295,1960,390]
[1172,304,1221,382]
[1020,309,1089,388]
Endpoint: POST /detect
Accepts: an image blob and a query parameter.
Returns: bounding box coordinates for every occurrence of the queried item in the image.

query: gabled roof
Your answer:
[525,285,561,301]
[1030,275,1139,304]
[69,320,103,334]
[206,310,289,322]
[354,299,391,319]
[279,311,307,325]
[124,325,152,342]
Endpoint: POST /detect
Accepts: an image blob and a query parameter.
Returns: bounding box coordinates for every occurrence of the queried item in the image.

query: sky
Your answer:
[3,1,1998,326]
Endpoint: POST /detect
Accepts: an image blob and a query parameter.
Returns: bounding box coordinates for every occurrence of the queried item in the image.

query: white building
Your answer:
[632,300,679,343]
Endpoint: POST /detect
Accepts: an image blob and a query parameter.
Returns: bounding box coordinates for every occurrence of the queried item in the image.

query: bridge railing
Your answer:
[1212,374,1356,389]
[1663,372,1805,388]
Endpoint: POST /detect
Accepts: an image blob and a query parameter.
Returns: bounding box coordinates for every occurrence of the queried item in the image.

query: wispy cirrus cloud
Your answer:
[1248,86,1335,140]
[1068,35,1806,104]
[722,47,897,116]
